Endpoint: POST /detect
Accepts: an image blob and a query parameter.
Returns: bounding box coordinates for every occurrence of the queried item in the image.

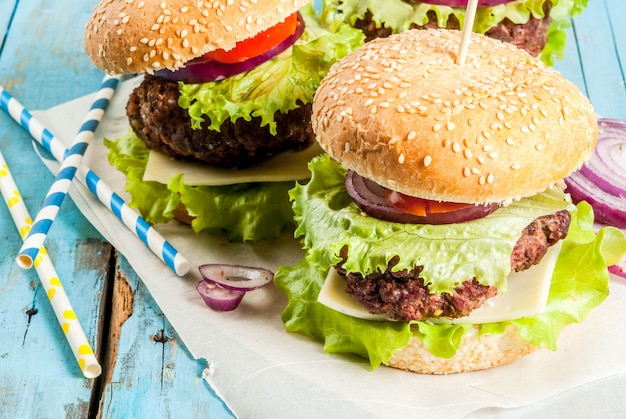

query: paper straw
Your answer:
[0,85,191,276]
[457,0,479,65]
[16,75,120,269]
[0,150,102,378]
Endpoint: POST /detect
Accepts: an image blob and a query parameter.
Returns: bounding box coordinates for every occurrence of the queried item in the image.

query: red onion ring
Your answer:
[199,264,274,292]
[154,13,305,84]
[418,0,514,6]
[345,170,498,224]
[564,118,626,229]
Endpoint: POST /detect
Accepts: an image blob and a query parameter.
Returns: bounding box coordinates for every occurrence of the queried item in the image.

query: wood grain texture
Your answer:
[554,1,626,119]
[0,1,234,418]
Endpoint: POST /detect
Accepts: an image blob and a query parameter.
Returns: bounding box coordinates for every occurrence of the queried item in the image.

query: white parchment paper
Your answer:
[33,77,626,418]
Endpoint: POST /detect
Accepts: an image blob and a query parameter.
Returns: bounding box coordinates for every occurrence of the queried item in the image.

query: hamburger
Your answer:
[335,0,590,64]
[83,0,364,241]
[274,29,626,373]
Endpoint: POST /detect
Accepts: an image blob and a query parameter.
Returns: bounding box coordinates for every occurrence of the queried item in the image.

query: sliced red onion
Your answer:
[196,264,274,312]
[564,118,626,229]
[418,0,514,6]
[154,14,305,84]
[345,170,498,224]
[196,281,245,311]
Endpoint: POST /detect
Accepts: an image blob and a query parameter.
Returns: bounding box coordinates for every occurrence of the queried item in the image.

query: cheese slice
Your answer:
[143,143,324,186]
[318,241,562,324]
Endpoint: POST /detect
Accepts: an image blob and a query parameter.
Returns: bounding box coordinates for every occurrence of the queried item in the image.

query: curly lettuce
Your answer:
[105,131,295,241]
[274,155,626,367]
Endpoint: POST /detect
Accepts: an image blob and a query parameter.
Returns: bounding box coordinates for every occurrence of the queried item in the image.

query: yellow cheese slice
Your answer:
[143,143,324,186]
[318,241,562,324]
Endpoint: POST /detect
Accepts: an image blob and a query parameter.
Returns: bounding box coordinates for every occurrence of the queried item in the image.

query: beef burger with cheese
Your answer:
[274,29,626,373]
[83,0,364,241]
[336,0,590,64]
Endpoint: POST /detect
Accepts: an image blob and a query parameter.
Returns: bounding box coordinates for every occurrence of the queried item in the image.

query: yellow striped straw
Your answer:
[0,150,101,378]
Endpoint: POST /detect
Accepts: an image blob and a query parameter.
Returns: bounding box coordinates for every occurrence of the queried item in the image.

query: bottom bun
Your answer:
[388,324,538,374]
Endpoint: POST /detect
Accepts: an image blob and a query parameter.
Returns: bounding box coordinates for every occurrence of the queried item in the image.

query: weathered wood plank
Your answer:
[0,1,108,415]
[0,1,17,49]
[98,256,234,419]
[570,2,626,119]
[1,1,233,417]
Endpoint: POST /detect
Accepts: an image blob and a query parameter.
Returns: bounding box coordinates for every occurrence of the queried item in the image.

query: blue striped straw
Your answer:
[16,75,120,269]
[0,83,191,276]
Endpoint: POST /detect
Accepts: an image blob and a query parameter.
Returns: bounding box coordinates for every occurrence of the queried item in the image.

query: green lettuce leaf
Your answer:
[335,0,589,65]
[105,131,295,241]
[274,155,626,367]
[178,2,365,135]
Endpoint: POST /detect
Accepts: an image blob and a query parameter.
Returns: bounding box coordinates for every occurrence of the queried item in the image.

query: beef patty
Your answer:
[352,2,552,57]
[126,75,315,169]
[337,210,571,322]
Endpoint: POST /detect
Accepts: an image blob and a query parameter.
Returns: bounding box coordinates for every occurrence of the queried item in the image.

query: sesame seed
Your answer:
[535,143,546,151]
[464,149,472,159]
[510,163,520,170]
[424,155,432,167]
[398,154,405,164]
[407,131,417,141]
[463,167,471,177]
[452,142,461,153]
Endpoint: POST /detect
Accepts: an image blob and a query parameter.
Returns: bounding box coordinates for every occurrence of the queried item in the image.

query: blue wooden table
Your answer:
[0,1,624,418]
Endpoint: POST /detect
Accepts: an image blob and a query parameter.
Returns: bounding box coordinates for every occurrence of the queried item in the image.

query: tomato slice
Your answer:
[204,13,300,64]
[385,190,472,217]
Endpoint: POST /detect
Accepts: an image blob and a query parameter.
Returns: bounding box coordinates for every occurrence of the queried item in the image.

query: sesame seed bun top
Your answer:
[311,29,598,204]
[84,0,310,75]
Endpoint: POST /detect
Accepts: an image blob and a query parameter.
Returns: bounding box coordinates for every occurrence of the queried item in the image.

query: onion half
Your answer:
[196,264,274,311]
[564,118,626,229]
[154,14,306,84]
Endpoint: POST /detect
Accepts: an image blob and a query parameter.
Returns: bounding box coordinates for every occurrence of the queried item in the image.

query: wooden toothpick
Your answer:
[457,0,479,65]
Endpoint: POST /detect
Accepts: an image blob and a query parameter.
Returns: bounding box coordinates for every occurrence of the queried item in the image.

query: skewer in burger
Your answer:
[274,29,626,373]
[335,0,590,64]
[83,0,364,241]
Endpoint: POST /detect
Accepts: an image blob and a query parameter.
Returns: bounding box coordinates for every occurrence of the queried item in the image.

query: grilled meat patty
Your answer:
[126,75,315,169]
[338,210,571,322]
